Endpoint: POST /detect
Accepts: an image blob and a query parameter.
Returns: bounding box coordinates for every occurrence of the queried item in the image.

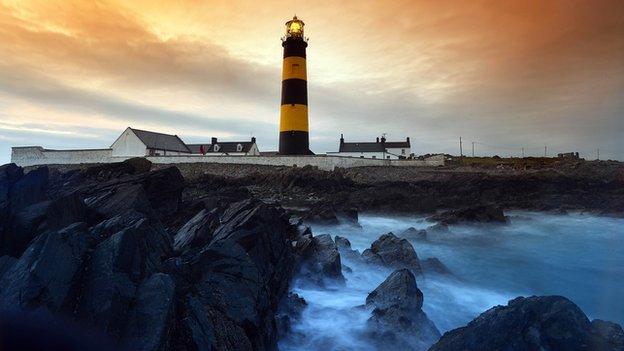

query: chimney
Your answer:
[251,136,256,143]
[211,137,217,145]
[376,137,380,143]
[381,136,386,143]
[340,133,344,144]
[406,137,410,144]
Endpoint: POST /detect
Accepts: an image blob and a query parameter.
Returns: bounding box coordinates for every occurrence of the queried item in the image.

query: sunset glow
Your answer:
[1,0,622,162]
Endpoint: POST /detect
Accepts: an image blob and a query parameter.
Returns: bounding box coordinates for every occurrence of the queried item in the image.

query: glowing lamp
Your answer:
[285,15,304,38]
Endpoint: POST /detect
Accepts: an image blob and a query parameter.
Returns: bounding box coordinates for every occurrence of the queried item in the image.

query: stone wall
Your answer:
[11,146,445,170]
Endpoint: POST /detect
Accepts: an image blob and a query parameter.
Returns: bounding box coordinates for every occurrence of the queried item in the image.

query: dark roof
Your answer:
[130,128,190,153]
[339,142,386,153]
[187,142,254,154]
[383,141,410,148]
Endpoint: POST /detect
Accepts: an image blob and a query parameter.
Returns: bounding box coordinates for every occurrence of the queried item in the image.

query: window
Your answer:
[372,156,376,159]
[213,144,220,152]
[236,143,243,152]
[402,149,405,155]
[387,156,390,159]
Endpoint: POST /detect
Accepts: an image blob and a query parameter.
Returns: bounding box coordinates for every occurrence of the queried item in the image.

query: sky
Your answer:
[1,0,623,163]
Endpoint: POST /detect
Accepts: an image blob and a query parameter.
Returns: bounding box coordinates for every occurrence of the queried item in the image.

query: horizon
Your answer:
[1,0,623,164]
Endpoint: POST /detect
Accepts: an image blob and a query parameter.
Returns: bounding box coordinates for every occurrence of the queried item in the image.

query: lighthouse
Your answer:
[279,16,311,155]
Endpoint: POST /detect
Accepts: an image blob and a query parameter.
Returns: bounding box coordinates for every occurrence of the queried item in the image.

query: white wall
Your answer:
[247,143,260,156]
[111,128,147,157]
[11,146,445,170]
[11,147,113,167]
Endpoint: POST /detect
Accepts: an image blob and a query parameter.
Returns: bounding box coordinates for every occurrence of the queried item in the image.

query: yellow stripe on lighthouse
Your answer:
[282,57,307,81]
[280,104,309,132]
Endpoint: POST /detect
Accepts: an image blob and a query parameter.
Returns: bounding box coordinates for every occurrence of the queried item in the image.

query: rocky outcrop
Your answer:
[298,233,345,285]
[430,296,624,351]
[420,257,453,276]
[428,205,507,225]
[276,293,308,338]
[0,223,91,312]
[365,269,440,350]
[400,227,427,240]
[0,163,300,351]
[173,208,219,254]
[334,235,361,261]
[362,233,422,274]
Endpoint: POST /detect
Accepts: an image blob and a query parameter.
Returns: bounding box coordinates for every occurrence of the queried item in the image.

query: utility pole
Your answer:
[544,146,547,157]
[597,148,600,161]
[459,137,463,157]
[521,147,524,158]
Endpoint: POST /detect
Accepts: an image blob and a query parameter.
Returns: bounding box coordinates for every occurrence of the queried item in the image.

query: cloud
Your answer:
[0,0,622,164]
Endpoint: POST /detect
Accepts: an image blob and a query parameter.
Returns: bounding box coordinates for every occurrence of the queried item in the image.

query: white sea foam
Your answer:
[279,212,624,350]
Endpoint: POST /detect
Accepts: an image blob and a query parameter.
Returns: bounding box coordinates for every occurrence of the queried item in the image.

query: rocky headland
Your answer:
[1,158,622,350]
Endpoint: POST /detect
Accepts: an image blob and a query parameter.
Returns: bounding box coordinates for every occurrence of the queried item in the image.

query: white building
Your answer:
[111,127,191,157]
[327,134,412,159]
[186,137,260,156]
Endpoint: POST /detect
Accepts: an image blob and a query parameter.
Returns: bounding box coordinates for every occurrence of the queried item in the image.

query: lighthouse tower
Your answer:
[279,16,311,155]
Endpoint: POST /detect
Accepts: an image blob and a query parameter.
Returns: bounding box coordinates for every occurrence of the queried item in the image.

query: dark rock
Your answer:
[276,293,308,338]
[366,269,423,310]
[182,295,252,351]
[589,320,624,351]
[0,255,17,279]
[420,257,453,276]
[122,273,176,351]
[300,202,359,226]
[83,158,152,180]
[4,192,87,256]
[399,227,427,240]
[190,200,296,350]
[362,233,422,274]
[173,208,219,254]
[299,234,345,285]
[428,205,507,225]
[77,225,140,335]
[334,235,361,261]
[0,163,23,204]
[0,223,91,312]
[8,167,49,211]
[430,295,622,351]
[365,269,440,350]
[85,184,153,219]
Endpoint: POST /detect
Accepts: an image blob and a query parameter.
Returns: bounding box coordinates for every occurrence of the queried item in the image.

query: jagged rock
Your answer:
[8,167,49,211]
[399,227,427,240]
[0,255,17,279]
[300,203,359,226]
[365,269,440,350]
[173,208,219,254]
[82,166,185,219]
[276,293,308,338]
[0,163,23,204]
[183,295,252,351]
[590,320,624,351]
[4,192,87,256]
[334,235,361,261]
[427,222,450,234]
[85,184,153,219]
[299,234,345,285]
[430,296,623,351]
[428,205,507,225]
[190,200,296,350]
[0,223,91,312]
[77,224,140,335]
[122,273,176,351]
[84,158,152,180]
[420,257,453,276]
[362,233,422,274]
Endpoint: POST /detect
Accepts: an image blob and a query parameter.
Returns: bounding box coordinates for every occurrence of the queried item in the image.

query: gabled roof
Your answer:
[129,128,191,153]
[187,142,254,154]
[339,142,386,153]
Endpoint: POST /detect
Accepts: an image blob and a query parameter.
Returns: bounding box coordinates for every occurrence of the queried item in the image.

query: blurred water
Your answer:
[279,212,624,350]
